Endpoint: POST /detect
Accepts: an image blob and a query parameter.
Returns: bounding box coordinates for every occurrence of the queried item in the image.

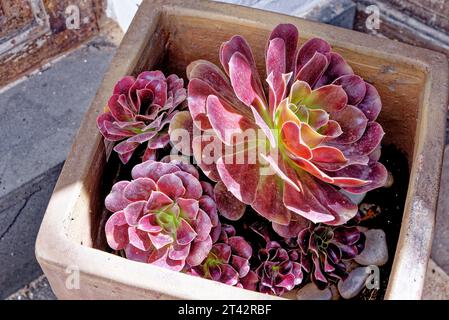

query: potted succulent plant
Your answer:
[36,0,448,300]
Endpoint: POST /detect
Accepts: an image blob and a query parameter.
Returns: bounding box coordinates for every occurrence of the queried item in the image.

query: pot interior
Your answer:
[86,6,426,297]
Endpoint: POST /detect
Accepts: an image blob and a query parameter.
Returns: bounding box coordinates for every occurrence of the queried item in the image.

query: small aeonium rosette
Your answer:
[104,159,218,271]
[187,224,258,290]
[97,71,186,163]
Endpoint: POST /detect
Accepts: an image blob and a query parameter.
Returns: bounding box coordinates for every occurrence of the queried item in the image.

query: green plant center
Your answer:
[155,206,182,239]
[314,227,334,251]
[203,252,224,277]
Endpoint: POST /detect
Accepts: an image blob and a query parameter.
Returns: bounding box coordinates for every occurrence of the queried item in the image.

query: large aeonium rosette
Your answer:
[104,158,218,271]
[97,71,186,163]
[170,23,387,234]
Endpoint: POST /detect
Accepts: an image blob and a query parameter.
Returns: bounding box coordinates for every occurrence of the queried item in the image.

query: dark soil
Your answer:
[357,144,409,300]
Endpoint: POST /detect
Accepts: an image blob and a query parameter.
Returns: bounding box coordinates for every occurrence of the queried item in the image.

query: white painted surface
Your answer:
[106,0,143,32]
[214,0,323,17]
[106,0,323,32]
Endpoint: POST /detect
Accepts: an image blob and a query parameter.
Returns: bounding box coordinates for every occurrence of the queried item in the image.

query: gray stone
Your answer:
[6,275,56,300]
[338,267,370,299]
[355,229,388,266]
[296,282,332,300]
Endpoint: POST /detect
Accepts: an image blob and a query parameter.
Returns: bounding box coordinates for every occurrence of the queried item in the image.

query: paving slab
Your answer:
[0,37,116,299]
[422,259,449,300]
[431,145,449,274]
[0,164,62,298]
[0,37,116,206]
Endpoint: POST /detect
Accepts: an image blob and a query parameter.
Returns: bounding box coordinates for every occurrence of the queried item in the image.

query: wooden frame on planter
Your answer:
[35,0,448,299]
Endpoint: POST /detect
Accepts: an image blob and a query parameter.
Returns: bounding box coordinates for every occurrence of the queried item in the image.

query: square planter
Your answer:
[35,0,448,300]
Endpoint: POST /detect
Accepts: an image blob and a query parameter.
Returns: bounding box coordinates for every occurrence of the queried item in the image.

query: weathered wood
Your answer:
[0,0,103,88]
[35,0,448,300]
[0,0,35,38]
[354,0,449,57]
[387,0,449,34]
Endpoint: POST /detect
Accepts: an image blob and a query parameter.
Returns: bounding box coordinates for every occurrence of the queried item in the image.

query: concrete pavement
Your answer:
[0,37,116,299]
